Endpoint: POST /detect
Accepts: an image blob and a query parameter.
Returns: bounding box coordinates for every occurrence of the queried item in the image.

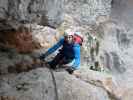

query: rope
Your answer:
[37,59,59,100]
[49,69,59,100]
[42,61,59,100]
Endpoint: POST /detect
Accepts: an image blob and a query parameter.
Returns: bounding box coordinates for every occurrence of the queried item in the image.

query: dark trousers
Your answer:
[49,53,69,69]
[49,53,75,74]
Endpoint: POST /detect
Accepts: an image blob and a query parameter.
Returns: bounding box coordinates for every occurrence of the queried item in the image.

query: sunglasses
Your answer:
[65,36,73,39]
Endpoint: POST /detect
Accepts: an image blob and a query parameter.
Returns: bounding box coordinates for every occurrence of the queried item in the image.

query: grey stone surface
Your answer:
[0,68,109,100]
[98,19,133,99]
[64,0,111,25]
[0,0,64,29]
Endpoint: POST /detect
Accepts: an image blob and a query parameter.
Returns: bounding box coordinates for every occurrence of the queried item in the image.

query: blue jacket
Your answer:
[44,37,80,69]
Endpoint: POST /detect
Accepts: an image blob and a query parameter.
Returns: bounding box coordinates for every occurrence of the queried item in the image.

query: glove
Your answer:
[39,54,46,61]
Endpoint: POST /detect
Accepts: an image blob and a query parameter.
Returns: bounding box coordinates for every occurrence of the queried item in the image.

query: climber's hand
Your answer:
[39,55,46,61]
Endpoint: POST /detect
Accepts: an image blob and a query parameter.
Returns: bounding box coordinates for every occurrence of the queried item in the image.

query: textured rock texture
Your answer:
[94,22,133,99]
[74,68,133,100]
[0,0,133,100]
[0,24,60,53]
[0,0,64,53]
[0,0,112,30]
[0,25,39,53]
[0,0,64,29]
[64,0,111,25]
[99,0,133,84]
[31,24,60,49]
[0,68,109,100]
[91,0,133,98]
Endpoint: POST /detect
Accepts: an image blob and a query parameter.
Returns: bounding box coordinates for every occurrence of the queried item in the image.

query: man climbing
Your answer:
[40,29,83,74]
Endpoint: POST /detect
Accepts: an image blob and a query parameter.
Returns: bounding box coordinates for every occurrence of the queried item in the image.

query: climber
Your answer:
[39,29,83,74]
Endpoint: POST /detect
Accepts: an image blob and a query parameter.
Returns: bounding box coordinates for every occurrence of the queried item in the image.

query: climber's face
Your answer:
[65,35,73,44]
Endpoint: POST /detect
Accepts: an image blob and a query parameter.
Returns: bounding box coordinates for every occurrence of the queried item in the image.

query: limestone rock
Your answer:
[0,68,109,100]
[74,69,125,100]
[0,25,60,53]
[31,24,60,49]
[0,0,64,30]
[64,0,111,25]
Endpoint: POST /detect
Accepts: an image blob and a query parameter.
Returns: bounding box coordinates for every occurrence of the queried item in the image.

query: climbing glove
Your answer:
[39,54,46,61]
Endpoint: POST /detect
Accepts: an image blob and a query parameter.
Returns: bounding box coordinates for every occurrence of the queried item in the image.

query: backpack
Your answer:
[74,32,83,46]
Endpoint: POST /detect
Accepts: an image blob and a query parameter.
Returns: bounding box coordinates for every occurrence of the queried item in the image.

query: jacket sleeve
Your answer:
[44,37,64,57]
[72,44,80,69]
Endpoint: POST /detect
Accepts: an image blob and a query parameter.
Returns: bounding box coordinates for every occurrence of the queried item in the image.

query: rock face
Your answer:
[98,0,133,83]
[0,25,40,53]
[111,0,133,28]
[64,0,111,25]
[74,68,133,100]
[92,0,133,98]
[0,24,60,53]
[0,0,64,53]
[0,0,64,29]
[31,24,60,49]
[0,0,111,30]
[99,22,126,74]
[0,68,109,100]
[1,0,133,100]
